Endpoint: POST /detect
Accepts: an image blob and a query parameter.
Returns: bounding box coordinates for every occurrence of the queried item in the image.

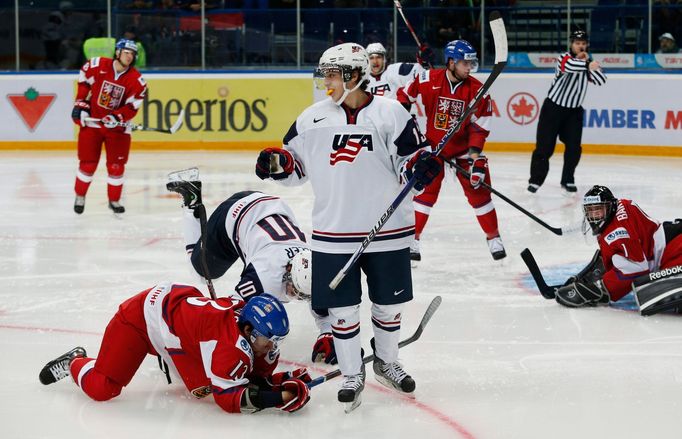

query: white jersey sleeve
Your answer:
[368,62,424,100]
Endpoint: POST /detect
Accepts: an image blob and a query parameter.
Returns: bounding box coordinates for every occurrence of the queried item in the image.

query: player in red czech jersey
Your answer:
[71,38,148,215]
[554,185,682,308]
[38,284,311,414]
[397,40,506,262]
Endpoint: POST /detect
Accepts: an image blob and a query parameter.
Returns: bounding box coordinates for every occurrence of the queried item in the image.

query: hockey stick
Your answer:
[328,12,507,290]
[393,0,424,47]
[307,295,442,389]
[85,109,185,134]
[520,248,560,299]
[444,159,565,236]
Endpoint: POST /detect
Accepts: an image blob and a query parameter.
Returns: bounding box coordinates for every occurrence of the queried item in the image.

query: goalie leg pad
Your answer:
[634,275,682,316]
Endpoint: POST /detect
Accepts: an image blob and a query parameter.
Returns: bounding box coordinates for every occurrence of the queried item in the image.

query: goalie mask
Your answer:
[583,185,617,235]
[315,42,369,106]
[284,249,312,301]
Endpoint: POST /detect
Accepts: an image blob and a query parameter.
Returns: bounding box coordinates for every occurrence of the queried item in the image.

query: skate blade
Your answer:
[344,394,362,413]
[410,260,420,269]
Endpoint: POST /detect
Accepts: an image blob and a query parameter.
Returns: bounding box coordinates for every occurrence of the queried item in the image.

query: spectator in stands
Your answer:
[41,11,65,69]
[657,32,681,53]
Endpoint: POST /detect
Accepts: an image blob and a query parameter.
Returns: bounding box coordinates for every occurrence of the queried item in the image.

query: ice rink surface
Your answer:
[2,150,681,439]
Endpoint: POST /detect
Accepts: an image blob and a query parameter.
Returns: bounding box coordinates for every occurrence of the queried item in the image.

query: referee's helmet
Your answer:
[570,29,588,42]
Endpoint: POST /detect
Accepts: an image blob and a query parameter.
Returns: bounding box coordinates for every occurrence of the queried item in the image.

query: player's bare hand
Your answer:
[588,61,601,71]
[576,51,588,60]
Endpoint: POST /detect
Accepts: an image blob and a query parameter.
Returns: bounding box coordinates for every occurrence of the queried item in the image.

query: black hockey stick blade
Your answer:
[520,248,559,299]
[308,295,442,389]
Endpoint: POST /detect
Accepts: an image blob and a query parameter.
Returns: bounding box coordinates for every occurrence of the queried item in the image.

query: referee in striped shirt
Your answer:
[527,30,607,194]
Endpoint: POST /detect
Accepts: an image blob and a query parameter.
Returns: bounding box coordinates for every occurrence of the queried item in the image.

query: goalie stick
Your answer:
[307,295,442,389]
[85,109,185,134]
[520,248,560,299]
[329,11,507,290]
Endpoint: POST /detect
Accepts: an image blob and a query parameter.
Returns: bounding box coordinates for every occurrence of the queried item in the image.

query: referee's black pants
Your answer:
[529,98,584,187]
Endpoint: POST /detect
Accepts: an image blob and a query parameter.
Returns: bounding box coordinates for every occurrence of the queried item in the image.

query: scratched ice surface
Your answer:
[2,150,681,439]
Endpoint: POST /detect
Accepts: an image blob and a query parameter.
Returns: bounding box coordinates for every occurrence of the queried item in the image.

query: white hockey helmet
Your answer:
[366,42,387,58]
[316,42,369,105]
[285,249,312,301]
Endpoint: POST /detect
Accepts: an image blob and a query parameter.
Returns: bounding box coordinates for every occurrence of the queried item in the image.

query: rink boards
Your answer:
[1,71,681,155]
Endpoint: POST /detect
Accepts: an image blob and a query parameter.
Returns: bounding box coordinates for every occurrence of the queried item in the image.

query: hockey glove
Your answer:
[403,151,443,191]
[101,113,125,129]
[468,156,487,189]
[276,378,311,413]
[255,147,294,180]
[270,367,312,390]
[71,100,90,127]
[311,332,337,364]
[416,43,435,68]
[555,279,610,308]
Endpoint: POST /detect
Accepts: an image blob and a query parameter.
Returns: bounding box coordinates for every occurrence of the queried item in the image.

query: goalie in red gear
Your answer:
[38,284,311,414]
[397,40,506,262]
[554,185,682,308]
[71,38,147,215]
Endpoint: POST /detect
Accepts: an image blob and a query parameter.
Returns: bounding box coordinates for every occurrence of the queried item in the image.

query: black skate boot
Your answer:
[74,196,85,214]
[337,364,366,413]
[370,337,416,394]
[108,200,125,214]
[39,347,87,385]
[166,180,202,210]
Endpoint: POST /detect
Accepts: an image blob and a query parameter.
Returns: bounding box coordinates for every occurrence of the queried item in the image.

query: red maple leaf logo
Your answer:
[512,96,534,118]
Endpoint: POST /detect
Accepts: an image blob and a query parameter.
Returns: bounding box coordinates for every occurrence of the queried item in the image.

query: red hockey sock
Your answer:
[415,211,430,240]
[106,163,125,202]
[74,162,97,197]
[70,357,123,402]
[476,209,500,240]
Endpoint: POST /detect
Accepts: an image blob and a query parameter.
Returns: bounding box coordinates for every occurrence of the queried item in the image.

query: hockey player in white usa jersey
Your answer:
[255,42,442,412]
[167,179,338,366]
[365,42,427,132]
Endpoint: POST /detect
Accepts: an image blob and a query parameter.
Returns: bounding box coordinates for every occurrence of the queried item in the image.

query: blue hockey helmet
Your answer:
[239,294,289,346]
[115,38,138,54]
[443,40,478,71]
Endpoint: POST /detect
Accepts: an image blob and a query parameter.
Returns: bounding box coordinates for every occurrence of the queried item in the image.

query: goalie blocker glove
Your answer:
[255,147,294,180]
[555,279,610,308]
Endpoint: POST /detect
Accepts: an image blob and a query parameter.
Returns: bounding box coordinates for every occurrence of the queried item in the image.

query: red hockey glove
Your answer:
[404,151,443,191]
[101,113,125,129]
[311,332,337,364]
[270,367,312,389]
[255,147,294,180]
[416,43,435,68]
[276,378,311,413]
[71,100,90,127]
[468,156,487,189]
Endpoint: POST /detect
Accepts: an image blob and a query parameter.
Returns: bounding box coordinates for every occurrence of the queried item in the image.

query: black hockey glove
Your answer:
[404,151,443,191]
[416,43,435,68]
[555,279,610,308]
[255,147,294,180]
[71,100,90,127]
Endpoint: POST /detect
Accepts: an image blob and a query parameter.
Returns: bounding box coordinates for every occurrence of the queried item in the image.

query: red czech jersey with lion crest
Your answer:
[397,68,492,158]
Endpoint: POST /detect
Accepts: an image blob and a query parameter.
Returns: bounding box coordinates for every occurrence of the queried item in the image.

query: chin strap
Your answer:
[332,80,364,106]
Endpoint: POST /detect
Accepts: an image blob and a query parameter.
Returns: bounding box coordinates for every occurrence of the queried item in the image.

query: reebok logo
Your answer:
[393,289,405,296]
[313,117,326,123]
[649,265,682,281]
[329,133,374,165]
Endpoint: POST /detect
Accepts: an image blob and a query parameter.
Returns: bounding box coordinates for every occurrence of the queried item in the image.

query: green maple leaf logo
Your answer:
[24,87,39,101]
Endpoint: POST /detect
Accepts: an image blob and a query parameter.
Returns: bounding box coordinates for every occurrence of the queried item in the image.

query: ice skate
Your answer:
[561,183,578,196]
[409,239,421,267]
[108,200,125,214]
[373,356,416,395]
[487,236,507,260]
[73,196,85,214]
[527,183,540,194]
[39,347,86,385]
[167,168,202,209]
[338,365,365,413]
